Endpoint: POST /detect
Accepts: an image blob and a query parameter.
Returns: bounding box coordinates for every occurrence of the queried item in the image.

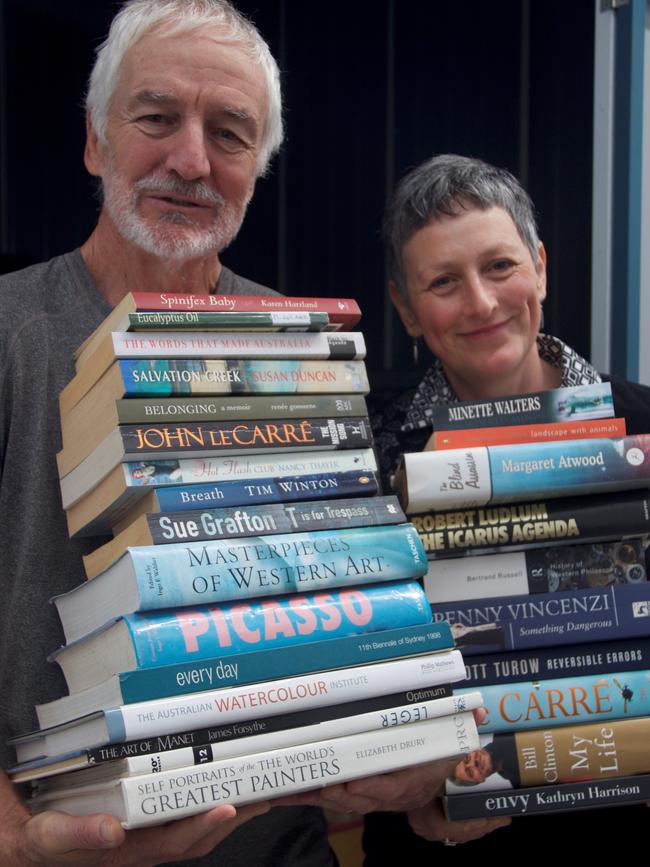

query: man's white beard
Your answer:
[101,165,250,261]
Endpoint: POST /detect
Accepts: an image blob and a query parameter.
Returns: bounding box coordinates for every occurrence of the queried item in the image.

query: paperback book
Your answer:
[395,434,650,513]
[456,668,650,732]
[75,292,362,368]
[54,524,428,643]
[121,310,331,332]
[61,358,370,420]
[411,490,650,560]
[426,417,625,450]
[461,638,650,687]
[430,582,650,655]
[58,415,372,483]
[64,331,367,414]
[84,495,406,578]
[423,537,648,604]
[61,393,369,463]
[429,382,614,432]
[65,449,378,536]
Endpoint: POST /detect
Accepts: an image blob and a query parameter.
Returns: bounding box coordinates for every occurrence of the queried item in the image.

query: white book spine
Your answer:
[109,331,366,360]
[403,449,492,511]
[114,650,467,741]
[39,692,484,788]
[34,711,480,827]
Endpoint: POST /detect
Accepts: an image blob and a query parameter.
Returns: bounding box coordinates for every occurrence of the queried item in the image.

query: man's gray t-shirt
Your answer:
[0,250,334,867]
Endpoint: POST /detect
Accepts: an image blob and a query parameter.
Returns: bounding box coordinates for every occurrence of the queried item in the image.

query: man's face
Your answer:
[452,749,494,785]
[86,26,268,260]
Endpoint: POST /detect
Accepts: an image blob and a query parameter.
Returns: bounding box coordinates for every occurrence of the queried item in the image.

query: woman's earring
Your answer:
[539,305,545,332]
[412,337,420,367]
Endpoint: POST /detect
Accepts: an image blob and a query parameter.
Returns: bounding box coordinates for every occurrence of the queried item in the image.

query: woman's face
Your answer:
[391,206,547,399]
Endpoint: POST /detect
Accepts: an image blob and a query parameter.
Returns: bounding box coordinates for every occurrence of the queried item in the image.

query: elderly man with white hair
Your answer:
[0,2,328,865]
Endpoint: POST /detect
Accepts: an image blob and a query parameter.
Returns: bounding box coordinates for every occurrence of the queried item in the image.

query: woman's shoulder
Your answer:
[601,374,650,435]
[368,387,431,487]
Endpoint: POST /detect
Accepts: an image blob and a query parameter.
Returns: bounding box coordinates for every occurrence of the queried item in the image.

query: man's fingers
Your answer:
[24,811,125,859]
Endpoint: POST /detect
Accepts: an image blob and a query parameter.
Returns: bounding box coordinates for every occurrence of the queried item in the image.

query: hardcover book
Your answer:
[27,713,480,828]
[17,691,482,786]
[444,716,650,793]
[60,358,370,421]
[50,580,433,700]
[423,537,648,604]
[55,524,428,643]
[40,623,456,719]
[411,490,650,560]
[395,434,650,513]
[11,684,455,765]
[75,292,362,367]
[84,495,406,579]
[429,382,614,431]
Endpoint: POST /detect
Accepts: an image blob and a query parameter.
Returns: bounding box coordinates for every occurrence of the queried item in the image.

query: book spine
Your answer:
[107,524,426,610]
[115,394,369,423]
[412,490,650,560]
[431,582,650,656]
[431,382,614,431]
[116,359,370,396]
[110,649,466,742]
[129,292,362,327]
[124,447,377,487]
[423,538,648,603]
[400,434,650,512]
[116,622,454,702]
[90,684,456,762]
[430,417,626,449]
[145,495,407,544]
[457,668,650,733]
[39,693,484,786]
[462,638,650,687]
[13,684,455,765]
[119,579,433,666]
[117,416,372,458]
[109,331,366,360]
[475,716,650,790]
[127,311,330,331]
[443,774,650,820]
[72,714,479,827]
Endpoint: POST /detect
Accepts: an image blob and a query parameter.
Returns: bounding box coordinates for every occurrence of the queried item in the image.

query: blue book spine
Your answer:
[431,582,650,655]
[150,470,379,510]
[120,524,427,608]
[127,580,432,665]
[118,359,370,396]
[117,622,454,702]
[457,668,650,733]
[462,638,650,687]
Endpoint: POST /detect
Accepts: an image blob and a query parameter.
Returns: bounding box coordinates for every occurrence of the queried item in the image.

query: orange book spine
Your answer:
[429,417,627,450]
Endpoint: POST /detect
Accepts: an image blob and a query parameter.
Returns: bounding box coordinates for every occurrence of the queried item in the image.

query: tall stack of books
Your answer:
[8,292,481,828]
[392,381,650,819]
